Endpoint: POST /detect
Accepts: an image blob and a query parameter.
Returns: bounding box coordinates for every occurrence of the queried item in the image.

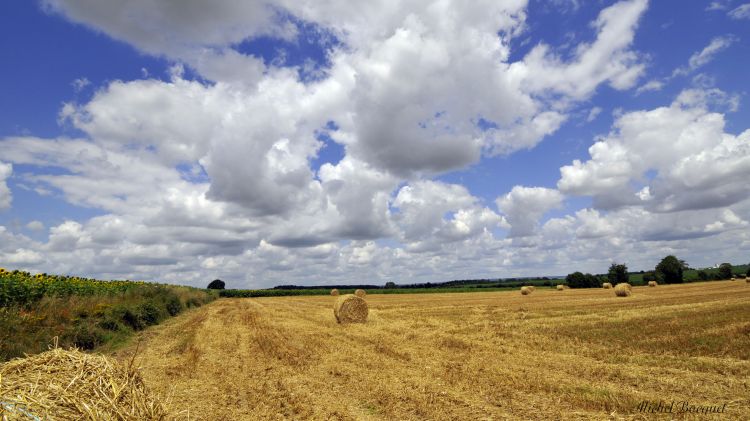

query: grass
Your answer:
[0,270,216,361]
[113,280,750,419]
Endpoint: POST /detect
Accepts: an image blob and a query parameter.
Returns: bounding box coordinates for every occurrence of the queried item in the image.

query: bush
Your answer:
[656,255,684,284]
[120,306,146,331]
[697,270,709,281]
[643,272,656,283]
[165,295,182,316]
[138,302,163,326]
[70,324,105,350]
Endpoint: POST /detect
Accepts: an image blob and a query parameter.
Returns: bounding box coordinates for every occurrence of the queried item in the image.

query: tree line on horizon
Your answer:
[206,258,749,290]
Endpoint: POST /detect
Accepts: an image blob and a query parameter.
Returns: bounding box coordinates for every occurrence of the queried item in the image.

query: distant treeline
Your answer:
[220,278,563,298]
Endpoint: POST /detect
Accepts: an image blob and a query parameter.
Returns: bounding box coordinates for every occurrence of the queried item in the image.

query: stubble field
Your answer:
[115,281,750,420]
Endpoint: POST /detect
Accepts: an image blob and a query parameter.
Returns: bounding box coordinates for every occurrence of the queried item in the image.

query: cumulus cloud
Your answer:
[0,161,12,210]
[393,180,502,248]
[513,0,648,99]
[12,0,750,287]
[559,88,750,212]
[496,186,563,237]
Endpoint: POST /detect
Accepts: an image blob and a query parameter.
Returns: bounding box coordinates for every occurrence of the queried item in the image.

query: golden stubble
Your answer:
[114,281,750,420]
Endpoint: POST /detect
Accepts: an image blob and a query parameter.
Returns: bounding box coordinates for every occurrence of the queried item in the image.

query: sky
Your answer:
[1,0,749,288]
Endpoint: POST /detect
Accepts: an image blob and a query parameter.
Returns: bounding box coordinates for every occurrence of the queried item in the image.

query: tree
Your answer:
[384,281,396,289]
[655,255,684,284]
[607,263,629,285]
[207,279,225,289]
[565,272,586,288]
[718,263,733,280]
[697,270,709,281]
[565,272,600,288]
[584,273,602,288]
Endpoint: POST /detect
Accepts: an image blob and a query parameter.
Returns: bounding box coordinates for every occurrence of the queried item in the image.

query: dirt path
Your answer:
[114,282,750,420]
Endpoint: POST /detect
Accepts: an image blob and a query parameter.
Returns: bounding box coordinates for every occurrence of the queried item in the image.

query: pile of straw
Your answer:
[0,347,169,420]
[330,288,340,296]
[648,281,657,287]
[614,283,632,297]
[354,289,367,298]
[333,294,368,323]
[556,284,565,291]
[602,282,613,289]
[520,286,532,295]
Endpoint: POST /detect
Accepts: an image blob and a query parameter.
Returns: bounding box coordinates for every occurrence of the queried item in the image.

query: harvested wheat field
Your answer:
[113,281,750,420]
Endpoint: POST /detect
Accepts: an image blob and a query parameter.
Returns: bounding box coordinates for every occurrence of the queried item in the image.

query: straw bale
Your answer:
[0,347,169,420]
[333,294,368,324]
[614,283,632,297]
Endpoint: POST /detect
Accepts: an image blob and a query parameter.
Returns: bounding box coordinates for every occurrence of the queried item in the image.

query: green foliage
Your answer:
[607,263,629,285]
[0,269,216,362]
[718,263,733,280]
[656,255,684,284]
[697,270,709,281]
[384,281,396,288]
[565,272,601,288]
[643,272,656,283]
[207,279,225,289]
[165,295,183,316]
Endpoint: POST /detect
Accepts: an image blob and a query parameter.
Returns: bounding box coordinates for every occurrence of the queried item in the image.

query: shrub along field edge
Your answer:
[0,269,217,362]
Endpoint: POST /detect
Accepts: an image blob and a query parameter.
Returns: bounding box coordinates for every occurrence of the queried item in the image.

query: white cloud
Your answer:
[559,89,750,212]
[13,0,747,287]
[393,180,502,246]
[729,3,750,19]
[26,221,45,231]
[512,0,648,99]
[706,1,731,11]
[71,77,90,92]
[0,161,12,211]
[673,36,734,77]
[496,186,564,237]
[635,79,664,95]
[586,107,602,122]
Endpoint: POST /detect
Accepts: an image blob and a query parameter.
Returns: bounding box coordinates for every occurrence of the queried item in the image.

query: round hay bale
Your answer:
[527,286,536,292]
[602,282,612,289]
[334,294,368,323]
[746,277,750,283]
[731,277,736,281]
[520,286,532,295]
[354,289,367,297]
[648,280,657,287]
[556,284,565,291]
[330,288,340,296]
[0,347,169,420]
[614,283,632,297]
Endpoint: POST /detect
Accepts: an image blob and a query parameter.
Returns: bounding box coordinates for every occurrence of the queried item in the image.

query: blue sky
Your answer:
[1,0,749,288]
